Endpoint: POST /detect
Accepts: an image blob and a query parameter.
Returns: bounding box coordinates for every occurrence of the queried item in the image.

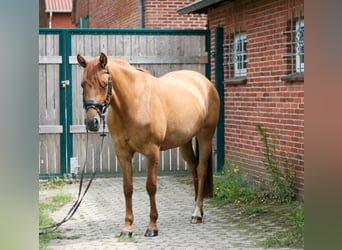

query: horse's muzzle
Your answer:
[85,117,100,132]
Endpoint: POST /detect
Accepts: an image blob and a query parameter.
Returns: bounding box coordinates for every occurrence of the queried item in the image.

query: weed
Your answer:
[256,124,296,203]
[40,177,65,190]
[213,162,258,204]
[242,206,268,216]
[51,194,73,207]
[211,157,303,248]
[291,203,304,237]
[39,192,73,249]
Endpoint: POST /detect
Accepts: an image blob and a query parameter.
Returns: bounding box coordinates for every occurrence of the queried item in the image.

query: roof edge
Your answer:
[178,0,226,15]
[45,10,72,13]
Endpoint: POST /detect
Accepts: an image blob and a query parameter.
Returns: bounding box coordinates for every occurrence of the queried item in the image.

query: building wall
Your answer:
[45,13,75,28]
[208,0,304,199]
[144,0,207,29]
[72,0,207,29]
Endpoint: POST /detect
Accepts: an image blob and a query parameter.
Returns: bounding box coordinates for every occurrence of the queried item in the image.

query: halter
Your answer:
[83,69,112,117]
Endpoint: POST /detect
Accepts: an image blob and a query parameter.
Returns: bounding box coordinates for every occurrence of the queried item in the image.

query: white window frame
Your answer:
[296,19,304,72]
[233,32,247,77]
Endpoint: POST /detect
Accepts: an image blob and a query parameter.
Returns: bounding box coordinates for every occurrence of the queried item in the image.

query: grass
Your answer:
[40,177,65,190]
[211,163,304,248]
[39,178,75,249]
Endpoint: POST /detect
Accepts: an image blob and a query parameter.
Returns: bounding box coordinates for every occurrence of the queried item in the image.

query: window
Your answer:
[223,32,248,83]
[77,14,89,28]
[283,15,304,82]
[233,32,247,77]
[296,19,304,72]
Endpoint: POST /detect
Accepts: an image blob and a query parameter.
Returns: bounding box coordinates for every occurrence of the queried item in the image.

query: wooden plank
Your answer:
[107,34,116,55]
[39,65,47,124]
[39,125,63,134]
[46,64,58,124]
[92,35,100,56]
[99,35,108,54]
[39,56,62,64]
[39,35,46,56]
[70,125,109,133]
[39,134,60,174]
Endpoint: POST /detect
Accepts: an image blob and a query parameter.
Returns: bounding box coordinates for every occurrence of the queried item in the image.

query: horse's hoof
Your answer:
[119,231,133,238]
[144,229,158,237]
[191,216,203,224]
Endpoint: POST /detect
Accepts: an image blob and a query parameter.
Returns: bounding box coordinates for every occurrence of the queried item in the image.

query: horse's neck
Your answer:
[108,63,140,117]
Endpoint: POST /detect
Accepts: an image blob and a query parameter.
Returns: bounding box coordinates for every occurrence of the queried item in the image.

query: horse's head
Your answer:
[77,53,112,132]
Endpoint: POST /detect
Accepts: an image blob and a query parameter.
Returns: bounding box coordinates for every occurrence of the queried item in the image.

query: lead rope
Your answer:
[39,117,107,235]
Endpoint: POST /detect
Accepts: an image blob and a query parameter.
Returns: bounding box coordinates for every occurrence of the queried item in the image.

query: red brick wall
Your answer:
[144,0,207,29]
[208,0,304,199]
[72,0,207,29]
[46,13,75,28]
[89,0,139,28]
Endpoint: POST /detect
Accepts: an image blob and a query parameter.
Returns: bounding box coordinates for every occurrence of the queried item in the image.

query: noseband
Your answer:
[83,69,112,117]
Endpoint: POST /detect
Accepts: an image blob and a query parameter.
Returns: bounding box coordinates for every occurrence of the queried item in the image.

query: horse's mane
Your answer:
[108,58,150,74]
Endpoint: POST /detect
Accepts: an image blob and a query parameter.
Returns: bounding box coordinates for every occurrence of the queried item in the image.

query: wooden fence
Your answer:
[39,29,210,178]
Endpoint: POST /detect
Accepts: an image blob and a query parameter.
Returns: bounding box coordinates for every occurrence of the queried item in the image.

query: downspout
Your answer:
[138,0,144,29]
[49,10,53,28]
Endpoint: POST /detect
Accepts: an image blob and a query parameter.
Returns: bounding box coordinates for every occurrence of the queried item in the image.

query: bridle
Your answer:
[83,68,112,118]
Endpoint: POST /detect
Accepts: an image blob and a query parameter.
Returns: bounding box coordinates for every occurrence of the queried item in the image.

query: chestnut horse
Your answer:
[77,53,220,237]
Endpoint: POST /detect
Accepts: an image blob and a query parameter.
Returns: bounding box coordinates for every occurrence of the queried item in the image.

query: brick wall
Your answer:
[47,13,75,28]
[89,0,139,28]
[72,0,207,29]
[144,0,207,29]
[208,0,304,199]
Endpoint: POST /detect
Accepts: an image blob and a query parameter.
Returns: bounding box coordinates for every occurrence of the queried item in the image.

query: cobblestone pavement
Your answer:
[40,176,299,250]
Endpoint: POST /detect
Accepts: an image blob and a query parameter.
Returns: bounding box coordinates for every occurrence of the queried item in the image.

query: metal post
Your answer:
[215,26,225,172]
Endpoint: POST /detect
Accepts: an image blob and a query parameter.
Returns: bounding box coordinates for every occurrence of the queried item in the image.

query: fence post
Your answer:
[59,29,68,176]
[59,29,73,176]
[215,26,225,172]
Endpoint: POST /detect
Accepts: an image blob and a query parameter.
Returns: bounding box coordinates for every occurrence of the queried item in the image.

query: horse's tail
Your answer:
[195,139,214,199]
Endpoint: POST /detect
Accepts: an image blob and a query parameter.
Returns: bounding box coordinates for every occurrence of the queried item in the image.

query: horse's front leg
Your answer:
[144,147,160,237]
[116,147,134,237]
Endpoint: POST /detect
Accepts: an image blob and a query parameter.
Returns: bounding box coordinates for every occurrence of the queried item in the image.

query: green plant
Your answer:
[213,162,258,204]
[256,124,296,203]
[52,194,73,206]
[40,177,65,190]
[291,203,304,236]
[242,206,268,216]
[39,193,73,249]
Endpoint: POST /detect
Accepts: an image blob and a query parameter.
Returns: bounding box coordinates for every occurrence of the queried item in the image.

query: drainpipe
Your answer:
[138,0,144,29]
[49,10,53,28]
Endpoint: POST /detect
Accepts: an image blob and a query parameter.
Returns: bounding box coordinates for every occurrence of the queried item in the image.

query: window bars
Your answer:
[283,12,304,74]
[223,31,248,80]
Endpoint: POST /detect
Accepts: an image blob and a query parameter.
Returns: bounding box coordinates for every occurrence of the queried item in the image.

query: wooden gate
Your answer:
[39,29,210,178]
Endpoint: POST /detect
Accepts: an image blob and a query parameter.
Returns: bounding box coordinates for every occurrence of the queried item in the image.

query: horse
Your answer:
[77,52,220,237]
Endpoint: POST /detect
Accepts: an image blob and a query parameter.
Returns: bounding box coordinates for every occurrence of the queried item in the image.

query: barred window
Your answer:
[296,19,304,72]
[224,32,248,82]
[283,17,304,75]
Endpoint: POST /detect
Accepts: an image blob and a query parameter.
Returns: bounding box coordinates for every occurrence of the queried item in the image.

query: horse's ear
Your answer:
[99,52,108,69]
[77,54,87,68]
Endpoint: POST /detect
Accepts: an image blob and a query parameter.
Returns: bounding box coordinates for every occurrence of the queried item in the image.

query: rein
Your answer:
[40,68,112,235]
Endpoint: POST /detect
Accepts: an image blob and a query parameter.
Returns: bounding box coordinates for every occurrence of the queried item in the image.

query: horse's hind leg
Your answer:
[179,140,198,200]
[191,135,214,224]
